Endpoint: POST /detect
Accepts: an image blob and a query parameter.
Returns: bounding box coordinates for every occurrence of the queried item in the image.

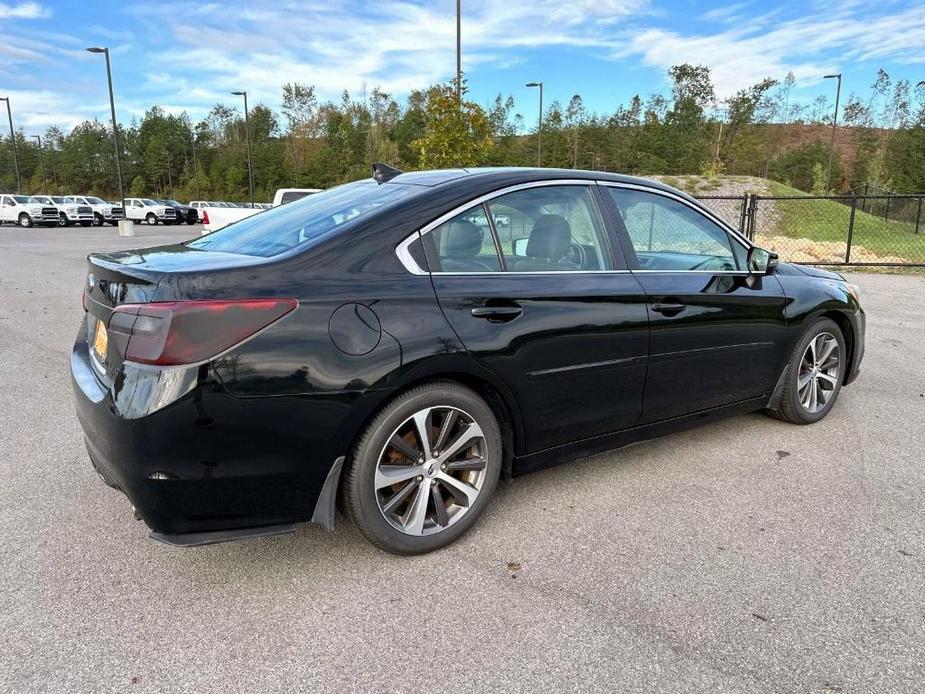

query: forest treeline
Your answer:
[1,65,923,201]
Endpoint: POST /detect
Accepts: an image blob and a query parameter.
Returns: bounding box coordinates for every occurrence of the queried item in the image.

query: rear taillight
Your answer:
[201,210,209,225]
[108,298,297,366]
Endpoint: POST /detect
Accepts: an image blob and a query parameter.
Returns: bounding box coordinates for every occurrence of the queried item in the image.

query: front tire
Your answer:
[145,213,158,225]
[58,213,70,227]
[344,381,502,555]
[93,213,104,226]
[18,213,33,228]
[769,318,845,424]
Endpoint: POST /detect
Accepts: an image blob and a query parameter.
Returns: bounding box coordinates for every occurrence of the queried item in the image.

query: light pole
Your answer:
[455,0,462,103]
[86,47,125,213]
[823,73,842,193]
[190,128,201,200]
[0,97,22,193]
[31,135,48,194]
[526,81,543,167]
[231,91,255,206]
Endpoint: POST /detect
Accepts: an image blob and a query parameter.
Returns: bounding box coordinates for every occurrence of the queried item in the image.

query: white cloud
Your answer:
[0,2,50,19]
[617,4,925,97]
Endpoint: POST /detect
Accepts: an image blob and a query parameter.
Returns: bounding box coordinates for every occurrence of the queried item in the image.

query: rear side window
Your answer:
[487,185,613,272]
[188,180,419,257]
[425,205,502,273]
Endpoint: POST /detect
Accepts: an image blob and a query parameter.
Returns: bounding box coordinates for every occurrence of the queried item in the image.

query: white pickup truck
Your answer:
[0,194,59,227]
[200,188,321,233]
[32,195,94,227]
[124,198,178,225]
[64,195,125,226]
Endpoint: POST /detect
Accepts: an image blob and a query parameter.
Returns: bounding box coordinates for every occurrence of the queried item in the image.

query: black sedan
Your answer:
[72,166,864,554]
[157,199,198,225]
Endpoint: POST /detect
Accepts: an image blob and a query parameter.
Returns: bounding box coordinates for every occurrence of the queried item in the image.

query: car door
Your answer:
[600,183,788,424]
[418,181,650,453]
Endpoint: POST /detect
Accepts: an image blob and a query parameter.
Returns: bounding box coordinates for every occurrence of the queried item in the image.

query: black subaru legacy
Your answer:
[72,166,864,554]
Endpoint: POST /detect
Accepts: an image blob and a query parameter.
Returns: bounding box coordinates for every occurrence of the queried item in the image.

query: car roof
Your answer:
[382,166,693,200]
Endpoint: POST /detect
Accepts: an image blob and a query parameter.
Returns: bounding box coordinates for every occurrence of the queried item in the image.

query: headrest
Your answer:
[526,214,571,259]
[444,220,483,258]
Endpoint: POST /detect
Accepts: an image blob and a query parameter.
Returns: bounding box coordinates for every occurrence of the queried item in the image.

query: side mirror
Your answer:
[747,246,778,274]
[513,237,529,257]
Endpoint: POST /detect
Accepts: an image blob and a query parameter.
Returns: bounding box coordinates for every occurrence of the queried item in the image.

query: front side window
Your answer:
[487,185,613,272]
[425,205,501,273]
[606,188,740,271]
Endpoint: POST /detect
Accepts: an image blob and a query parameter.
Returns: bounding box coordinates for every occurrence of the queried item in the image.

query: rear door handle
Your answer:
[651,302,686,316]
[470,305,523,321]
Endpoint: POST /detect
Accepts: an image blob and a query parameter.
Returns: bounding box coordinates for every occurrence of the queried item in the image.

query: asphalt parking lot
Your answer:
[0,223,923,693]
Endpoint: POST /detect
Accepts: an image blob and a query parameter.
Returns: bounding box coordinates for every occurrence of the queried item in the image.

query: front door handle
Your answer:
[470,305,523,322]
[651,302,686,316]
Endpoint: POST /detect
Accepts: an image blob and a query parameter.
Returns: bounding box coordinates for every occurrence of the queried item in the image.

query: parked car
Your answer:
[72,166,865,554]
[0,194,58,227]
[32,195,93,227]
[273,188,322,206]
[64,195,125,226]
[156,199,198,225]
[123,198,177,225]
[201,188,322,232]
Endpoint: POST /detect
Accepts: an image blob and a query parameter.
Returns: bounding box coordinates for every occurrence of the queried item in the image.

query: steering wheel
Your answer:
[560,241,586,270]
[690,256,735,272]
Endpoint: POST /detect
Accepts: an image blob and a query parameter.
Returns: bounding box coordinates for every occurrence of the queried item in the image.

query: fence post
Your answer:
[884,195,891,221]
[862,182,868,212]
[845,192,857,264]
[916,197,923,235]
[738,194,748,234]
[747,195,758,241]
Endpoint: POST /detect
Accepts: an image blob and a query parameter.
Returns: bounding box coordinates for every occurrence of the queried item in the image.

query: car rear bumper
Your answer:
[70,324,351,539]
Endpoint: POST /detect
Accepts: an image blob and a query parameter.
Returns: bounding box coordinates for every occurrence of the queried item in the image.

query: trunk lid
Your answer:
[83,244,262,384]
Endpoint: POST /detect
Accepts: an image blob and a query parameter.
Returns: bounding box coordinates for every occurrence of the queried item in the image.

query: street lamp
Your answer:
[231,91,255,206]
[455,0,462,103]
[823,73,842,194]
[0,97,22,193]
[526,81,543,167]
[190,128,201,200]
[86,47,125,214]
[31,135,48,194]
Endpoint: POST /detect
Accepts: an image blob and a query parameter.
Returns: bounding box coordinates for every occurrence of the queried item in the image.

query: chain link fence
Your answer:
[694,193,925,267]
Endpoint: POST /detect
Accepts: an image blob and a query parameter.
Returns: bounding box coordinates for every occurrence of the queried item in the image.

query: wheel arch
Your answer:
[352,370,522,479]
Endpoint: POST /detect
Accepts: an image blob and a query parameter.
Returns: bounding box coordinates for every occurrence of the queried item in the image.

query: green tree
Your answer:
[413,82,492,168]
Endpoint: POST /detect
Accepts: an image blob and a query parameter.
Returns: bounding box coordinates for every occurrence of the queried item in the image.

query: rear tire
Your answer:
[344,381,502,555]
[768,318,845,425]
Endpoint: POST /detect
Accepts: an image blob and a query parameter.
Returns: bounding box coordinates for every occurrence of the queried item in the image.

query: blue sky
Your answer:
[1,0,924,132]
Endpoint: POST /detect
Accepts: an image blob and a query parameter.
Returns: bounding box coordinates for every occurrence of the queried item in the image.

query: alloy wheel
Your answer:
[375,406,488,536]
[798,331,840,414]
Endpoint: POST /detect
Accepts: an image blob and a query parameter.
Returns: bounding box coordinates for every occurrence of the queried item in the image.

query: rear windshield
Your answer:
[188,180,418,257]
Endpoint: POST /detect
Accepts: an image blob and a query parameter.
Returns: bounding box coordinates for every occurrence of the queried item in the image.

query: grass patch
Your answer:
[763,182,925,263]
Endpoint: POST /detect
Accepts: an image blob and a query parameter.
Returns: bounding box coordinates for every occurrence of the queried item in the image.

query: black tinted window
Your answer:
[188,181,418,257]
[280,191,317,204]
[607,188,739,271]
